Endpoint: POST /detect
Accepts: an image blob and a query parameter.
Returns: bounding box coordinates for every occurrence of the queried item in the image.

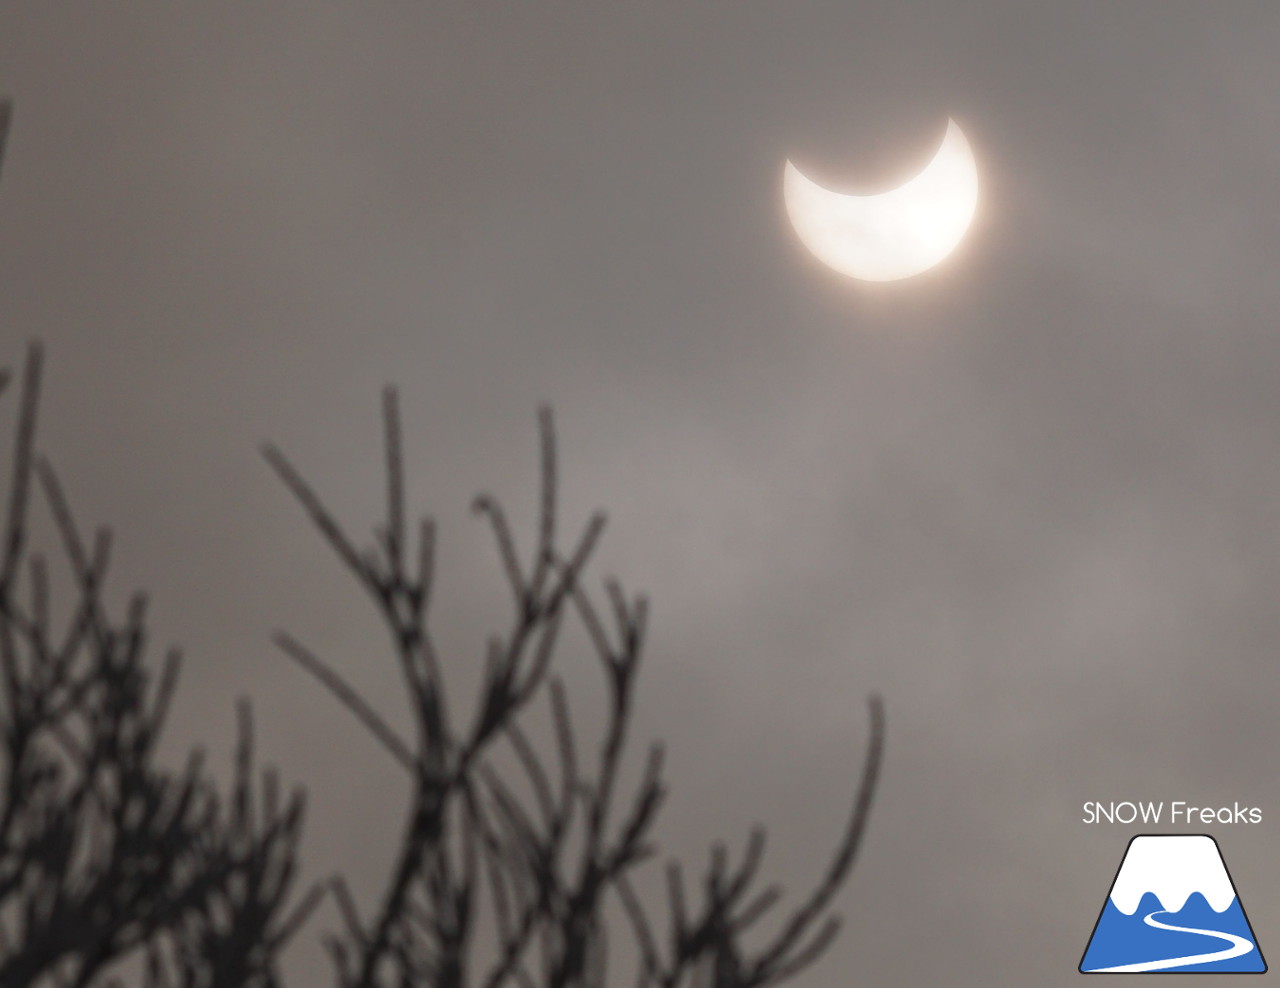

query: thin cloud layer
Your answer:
[1,3,1278,983]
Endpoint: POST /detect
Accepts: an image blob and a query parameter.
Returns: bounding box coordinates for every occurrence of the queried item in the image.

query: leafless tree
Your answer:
[266,393,885,988]
[0,344,322,986]
[2,94,882,987]
[0,96,12,180]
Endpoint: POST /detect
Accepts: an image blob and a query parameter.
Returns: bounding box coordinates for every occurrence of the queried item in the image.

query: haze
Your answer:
[1,3,1278,983]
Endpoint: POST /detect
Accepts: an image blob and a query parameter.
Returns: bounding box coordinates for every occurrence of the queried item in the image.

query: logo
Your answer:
[1080,834,1265,973]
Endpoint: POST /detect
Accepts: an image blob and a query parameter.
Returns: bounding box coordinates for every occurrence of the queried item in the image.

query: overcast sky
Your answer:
[3,3,1280,983]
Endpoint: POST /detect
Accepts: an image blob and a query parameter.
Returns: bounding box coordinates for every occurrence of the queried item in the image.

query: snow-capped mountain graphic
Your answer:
[1081,835,1266,973]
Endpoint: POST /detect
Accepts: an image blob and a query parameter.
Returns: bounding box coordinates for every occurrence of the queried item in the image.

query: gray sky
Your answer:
[3,2,1279,983]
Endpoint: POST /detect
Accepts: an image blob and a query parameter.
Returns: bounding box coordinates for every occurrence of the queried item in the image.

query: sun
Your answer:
[783,118,979,282]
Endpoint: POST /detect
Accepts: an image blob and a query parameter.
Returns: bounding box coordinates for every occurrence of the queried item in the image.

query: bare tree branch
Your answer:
[0,341,321,987]
[270,397,885,987]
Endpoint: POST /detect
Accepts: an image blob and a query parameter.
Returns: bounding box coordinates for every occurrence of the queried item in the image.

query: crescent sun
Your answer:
[783,118,978,282]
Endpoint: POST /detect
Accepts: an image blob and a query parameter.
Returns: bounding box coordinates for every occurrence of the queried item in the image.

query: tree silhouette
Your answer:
[0,344,322,986]
[265,393,884,987]
[0,95,883,986]
[0,97,12,181]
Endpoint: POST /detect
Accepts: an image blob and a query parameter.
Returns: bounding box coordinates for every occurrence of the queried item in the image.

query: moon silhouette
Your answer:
[783,118,978,282]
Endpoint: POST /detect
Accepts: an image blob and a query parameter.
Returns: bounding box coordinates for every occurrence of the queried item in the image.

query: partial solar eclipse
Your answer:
[783,118,978,282]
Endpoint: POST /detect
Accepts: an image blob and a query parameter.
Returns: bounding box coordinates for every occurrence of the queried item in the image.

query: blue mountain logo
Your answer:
[1081,834,1265,973]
